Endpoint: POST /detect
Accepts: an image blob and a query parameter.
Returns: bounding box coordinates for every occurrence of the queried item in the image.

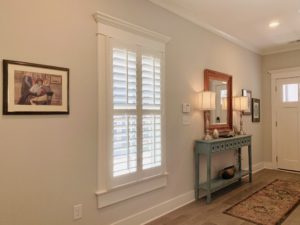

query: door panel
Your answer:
[277,109,299,170]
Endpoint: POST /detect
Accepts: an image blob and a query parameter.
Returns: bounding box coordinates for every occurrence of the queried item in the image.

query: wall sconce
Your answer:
[233,96,248,135]
[198,91,216,140]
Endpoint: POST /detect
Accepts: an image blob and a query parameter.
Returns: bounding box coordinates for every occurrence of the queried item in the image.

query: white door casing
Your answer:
[275,78,300,171]
[270,67,300,171]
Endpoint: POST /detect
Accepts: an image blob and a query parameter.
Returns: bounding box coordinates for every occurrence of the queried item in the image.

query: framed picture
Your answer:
[252,98,260,122]
[242,89,252,115]
[3,60,69,115]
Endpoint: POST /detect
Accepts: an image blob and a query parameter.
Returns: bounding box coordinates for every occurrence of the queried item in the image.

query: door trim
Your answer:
[269,67,300,170]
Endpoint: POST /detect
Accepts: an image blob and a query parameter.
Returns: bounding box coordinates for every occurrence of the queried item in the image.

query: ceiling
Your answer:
[149,0,300,55]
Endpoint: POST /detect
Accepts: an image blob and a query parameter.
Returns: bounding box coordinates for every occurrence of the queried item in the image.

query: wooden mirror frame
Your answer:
[204,69,233,133]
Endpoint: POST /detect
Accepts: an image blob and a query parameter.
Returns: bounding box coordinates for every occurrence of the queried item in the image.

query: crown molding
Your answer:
[149,0,300,56]
[261,42,300,55]
[149,0,260,54]
[93,11,170,44]
[268,66,300,76]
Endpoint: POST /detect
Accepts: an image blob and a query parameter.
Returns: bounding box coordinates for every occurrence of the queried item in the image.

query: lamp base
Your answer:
[239,130,246,135]
[239,111,246,135]
[203,111,213,140]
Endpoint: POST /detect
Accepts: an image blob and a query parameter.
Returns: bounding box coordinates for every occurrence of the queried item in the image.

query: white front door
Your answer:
[275,77,300,171]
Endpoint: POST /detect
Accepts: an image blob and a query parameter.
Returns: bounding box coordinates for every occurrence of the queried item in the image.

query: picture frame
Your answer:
[242,89,252,115]
[252,98,260,122]
[3,60,69,115]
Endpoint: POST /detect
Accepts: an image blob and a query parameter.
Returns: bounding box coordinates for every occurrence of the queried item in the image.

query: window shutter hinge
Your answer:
[276,156,278,162]
[275,121,278,127]
[275,86,277,92]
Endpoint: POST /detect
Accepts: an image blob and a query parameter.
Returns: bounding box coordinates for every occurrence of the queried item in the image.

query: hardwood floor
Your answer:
[146,169,300,225]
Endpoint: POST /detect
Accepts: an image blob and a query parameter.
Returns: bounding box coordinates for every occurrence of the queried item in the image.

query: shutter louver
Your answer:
[113,48,136,109]
[142,56,161,110]
[142,115,161,169]
[113,115,137,177]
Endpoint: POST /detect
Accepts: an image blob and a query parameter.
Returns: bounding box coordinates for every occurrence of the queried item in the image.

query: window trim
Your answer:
[94,11,170,208]
[95,172,168,208]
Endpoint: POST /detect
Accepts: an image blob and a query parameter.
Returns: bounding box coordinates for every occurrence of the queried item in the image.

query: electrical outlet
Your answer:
[73,204,83,220]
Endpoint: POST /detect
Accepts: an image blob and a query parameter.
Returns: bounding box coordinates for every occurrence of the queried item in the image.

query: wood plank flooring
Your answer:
[146,169,300,225]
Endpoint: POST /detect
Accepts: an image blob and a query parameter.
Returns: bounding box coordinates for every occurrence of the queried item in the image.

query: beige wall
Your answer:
[262,50,300,162]
[0,1,263,225]
[0,1,100,225]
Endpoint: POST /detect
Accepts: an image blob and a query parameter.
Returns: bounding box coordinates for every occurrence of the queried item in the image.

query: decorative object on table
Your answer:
[252,98,260,122]
[241,89,252,115]
[3,60,69,115]
[219,165,236,179]
[228,130,236,137]
[219,130,235,138]
[212,129,219,139]
[198,91,216,140]
[224,179,300,225]
[233,96,248,135]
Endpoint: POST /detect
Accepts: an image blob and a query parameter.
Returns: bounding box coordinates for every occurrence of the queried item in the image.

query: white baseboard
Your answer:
[264,161,274,169]
[110,161,269,225]
[111,191,195,225]
[252,162,265,173]
[243,162,265,174]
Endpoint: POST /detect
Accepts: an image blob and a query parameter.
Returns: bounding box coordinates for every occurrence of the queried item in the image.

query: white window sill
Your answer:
[95,172,168,208]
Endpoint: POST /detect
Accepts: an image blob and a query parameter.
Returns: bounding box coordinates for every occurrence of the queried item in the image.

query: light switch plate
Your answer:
[182,103,191,113]
[73,204,83,220]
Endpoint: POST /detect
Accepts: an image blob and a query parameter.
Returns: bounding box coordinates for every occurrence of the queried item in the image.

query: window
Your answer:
[110,42,164,187]
[282,84,298,102]
[94,12,170,208]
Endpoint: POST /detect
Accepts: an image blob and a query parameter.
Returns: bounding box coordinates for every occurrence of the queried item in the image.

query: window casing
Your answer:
[94,11,169,208]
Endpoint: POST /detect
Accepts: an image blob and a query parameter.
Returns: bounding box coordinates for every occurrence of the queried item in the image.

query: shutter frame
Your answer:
[109,39,166,188]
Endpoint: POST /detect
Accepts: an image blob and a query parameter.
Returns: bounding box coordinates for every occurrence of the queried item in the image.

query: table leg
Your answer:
[206,152,212,203]
[238,148,242,182]
[248,144,252,182]
[194,150,199,200]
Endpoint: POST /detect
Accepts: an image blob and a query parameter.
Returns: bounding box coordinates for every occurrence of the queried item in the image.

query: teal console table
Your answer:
[194,135,252,203]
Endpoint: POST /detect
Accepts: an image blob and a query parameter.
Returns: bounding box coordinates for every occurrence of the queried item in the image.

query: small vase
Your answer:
[212,129,219,139]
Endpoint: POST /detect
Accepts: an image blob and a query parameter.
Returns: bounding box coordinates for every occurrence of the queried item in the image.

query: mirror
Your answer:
[204,69,232,132]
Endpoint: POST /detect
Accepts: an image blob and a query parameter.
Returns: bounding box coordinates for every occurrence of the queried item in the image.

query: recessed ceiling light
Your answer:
[269,21,280,28]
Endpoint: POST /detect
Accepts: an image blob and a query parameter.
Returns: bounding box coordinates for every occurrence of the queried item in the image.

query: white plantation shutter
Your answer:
[142,56,161,109]
[113,48,137,109]
[113,115,137,177]
[142,115,161,169]
[142,55,162,170]
[110,41,165,186]
[112,46,137,178]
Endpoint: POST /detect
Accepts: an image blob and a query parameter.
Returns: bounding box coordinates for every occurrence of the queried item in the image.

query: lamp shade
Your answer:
[233,96,248,111]
[198,91,216,110]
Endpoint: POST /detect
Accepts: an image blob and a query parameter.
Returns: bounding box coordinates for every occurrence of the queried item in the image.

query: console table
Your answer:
[194,135,252,203]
